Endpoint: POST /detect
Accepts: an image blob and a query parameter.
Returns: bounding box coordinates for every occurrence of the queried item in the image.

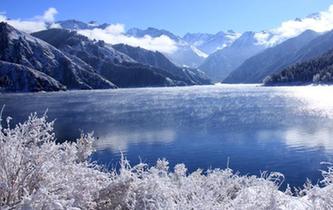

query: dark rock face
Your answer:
[0,61,66,92]
[0,22,116,90]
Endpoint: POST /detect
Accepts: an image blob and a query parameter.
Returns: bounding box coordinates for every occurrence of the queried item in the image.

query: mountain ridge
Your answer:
[0,22,117,90]
[264,48,333,85]
[113,43,211,85]
[223,30,320,83]
[32,28,211,87]
[199,31,266,81]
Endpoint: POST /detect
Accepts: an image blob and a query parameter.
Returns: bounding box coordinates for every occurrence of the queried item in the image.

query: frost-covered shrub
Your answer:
[0,113,110,209]
[1,113,333,209]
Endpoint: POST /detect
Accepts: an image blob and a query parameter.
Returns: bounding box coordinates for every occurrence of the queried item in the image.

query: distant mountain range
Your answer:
[56,19,110,30]
[183,30,240,55]
[225,29,333,84]
[49,19,333,86]
[126,27,208,68]
[56,20,243,69]
[2,15,333,91]
[112,44,210,85]
[199,31,267,81]
[50,20,276,82]
[0,22,211,92]
[224,30,320,83]
[127,27,180,41]
[32,28,210,88]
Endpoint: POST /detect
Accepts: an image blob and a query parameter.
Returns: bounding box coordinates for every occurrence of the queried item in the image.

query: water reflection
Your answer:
[257,127,333,152]
[95,129,175,152]
[288,86,333,119]
[285,128,333,151]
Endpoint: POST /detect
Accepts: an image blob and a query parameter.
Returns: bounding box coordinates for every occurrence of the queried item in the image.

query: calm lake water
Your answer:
[1,84,333,189]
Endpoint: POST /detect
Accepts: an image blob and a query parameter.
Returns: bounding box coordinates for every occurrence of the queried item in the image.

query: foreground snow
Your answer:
[1,114,333,209]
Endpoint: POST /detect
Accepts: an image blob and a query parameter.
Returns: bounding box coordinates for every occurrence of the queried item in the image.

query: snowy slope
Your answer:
[0,22,116,90]
[0,61,66,92]
[183,30,241,54]
[113,43,211,85]
[32,28,202,87]
[224,30,320,83]
[199,31,267,81]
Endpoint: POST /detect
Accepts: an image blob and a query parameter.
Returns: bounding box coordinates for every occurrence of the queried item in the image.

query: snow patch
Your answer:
[190,45,208,58]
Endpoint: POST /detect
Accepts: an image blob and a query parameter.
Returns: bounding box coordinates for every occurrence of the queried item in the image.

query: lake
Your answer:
[1,84,333,189]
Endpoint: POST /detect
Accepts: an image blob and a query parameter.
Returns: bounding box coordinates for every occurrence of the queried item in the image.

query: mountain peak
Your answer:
[0,22,32,44]
[227,30,236,34]
[0,23,117,90]
[231,31,258,46]
[126,27,179,41]
[88,20,97,25]
[300,29,317,36]
[0,22,15,33]
[306,12,321,19]
[56,19,109,30]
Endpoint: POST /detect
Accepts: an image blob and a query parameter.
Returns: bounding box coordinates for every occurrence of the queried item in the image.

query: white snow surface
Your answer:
[1,113,333,209]
[191,45,208,58]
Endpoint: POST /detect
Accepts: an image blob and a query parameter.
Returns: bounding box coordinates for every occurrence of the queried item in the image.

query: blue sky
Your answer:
[1,0,333,35]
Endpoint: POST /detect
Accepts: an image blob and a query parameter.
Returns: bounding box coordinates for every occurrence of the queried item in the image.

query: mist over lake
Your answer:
[2,84,333,189]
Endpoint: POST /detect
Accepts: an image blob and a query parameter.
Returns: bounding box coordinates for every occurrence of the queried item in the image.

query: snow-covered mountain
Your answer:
[0,22,212,92]
[183,30,241,54]
[0,61,66,92]
[127,27,180,42]
[199,31,267,81]
[56,20,244,70]
[126,27,208,67]
[0,22,116,90]
[224,30,320,83]
[226,28,333,83]
[183,33,214,46]
[32,28,211,87]
[113,44,211,85]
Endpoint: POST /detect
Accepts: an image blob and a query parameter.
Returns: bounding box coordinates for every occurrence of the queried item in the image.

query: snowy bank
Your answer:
[0,114,333,209]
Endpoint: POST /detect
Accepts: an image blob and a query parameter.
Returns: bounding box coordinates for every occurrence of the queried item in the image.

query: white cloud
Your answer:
[49,23,62,29]
[40,7,58,23]
[78,25,178,54]
[0,7,176,54]
[104,23,125,34]
[256,4,333,46]
[254,32,272,46]
[0,7,58,33]
[0,17,46,33]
